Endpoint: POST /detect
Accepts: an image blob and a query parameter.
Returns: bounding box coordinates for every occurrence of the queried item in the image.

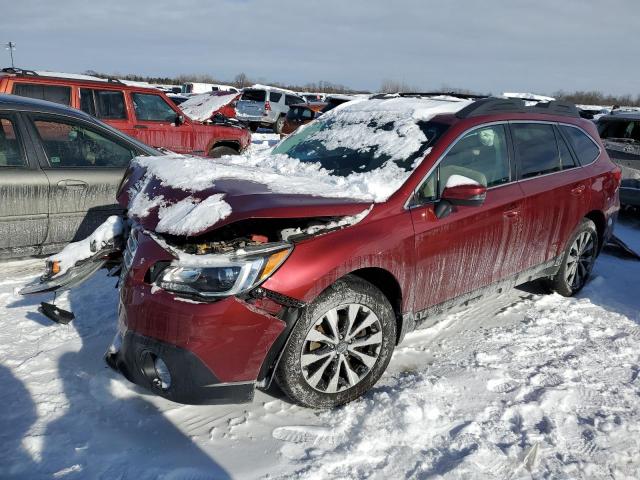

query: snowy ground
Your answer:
[1,199,639,479]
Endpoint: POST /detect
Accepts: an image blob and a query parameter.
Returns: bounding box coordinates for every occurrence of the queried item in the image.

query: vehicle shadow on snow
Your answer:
[16,274,232,480]
[0,365,38,479]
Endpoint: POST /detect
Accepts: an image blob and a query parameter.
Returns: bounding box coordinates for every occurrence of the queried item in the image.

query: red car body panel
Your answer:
[107,107,619,403]
[0,73,251,155]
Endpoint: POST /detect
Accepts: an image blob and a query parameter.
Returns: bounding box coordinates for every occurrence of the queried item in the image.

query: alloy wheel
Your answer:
[565,231,596,290]
[300,303,383,393]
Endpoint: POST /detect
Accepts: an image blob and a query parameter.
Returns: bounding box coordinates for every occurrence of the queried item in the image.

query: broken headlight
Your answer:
[156,244,292,298]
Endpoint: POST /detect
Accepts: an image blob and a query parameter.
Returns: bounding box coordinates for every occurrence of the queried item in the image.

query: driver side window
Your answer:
[416,124,510,203]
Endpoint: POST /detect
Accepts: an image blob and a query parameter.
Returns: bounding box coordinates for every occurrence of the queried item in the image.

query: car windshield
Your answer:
[272,113,450,176]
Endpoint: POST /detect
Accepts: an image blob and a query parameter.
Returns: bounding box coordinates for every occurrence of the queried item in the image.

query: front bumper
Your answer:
[106,331,255,404]
[110,230,288,404]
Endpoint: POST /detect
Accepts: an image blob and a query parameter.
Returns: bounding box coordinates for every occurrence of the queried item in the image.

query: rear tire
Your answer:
[274,115,285,134]
[275,275,396,409]
[209,146,238,158]
[550,218,598,297]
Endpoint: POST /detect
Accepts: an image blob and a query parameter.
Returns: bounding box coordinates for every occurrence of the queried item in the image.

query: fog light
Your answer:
[140,351,172,391]
[154,357,171,390]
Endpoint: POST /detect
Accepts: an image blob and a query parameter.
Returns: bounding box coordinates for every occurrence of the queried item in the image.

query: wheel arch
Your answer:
[346,267,405,344]
[208,140,240,155]
[584,210,606,253]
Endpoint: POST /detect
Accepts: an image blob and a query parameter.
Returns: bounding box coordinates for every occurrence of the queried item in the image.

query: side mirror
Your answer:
[441,175,487,206]
[435,175,487,219]
[175,114,185,126]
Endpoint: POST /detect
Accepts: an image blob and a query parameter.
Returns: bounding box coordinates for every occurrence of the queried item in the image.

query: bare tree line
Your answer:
[84,70,640,105]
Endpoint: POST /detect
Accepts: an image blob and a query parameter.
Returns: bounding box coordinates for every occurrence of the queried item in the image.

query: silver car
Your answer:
[0,94,158,259]
[236,88,305,133]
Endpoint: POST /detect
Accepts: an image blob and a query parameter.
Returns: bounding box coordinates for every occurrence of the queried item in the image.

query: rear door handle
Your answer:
[134,125,148,129]
[571,184,586,196]
[57,180,87,190]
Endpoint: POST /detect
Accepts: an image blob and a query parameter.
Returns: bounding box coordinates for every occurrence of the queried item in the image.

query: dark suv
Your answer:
[24,95,621,409]
[597,111,640,206]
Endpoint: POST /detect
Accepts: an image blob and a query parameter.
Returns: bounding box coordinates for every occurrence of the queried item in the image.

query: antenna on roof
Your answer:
[5,42,16,69]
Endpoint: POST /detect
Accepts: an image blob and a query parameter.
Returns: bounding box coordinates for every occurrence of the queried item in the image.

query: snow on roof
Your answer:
[32,71,160,90]
[503,92,556,102]
[179,91,238,122]
[35,71,107,82]
[248,84,297,95]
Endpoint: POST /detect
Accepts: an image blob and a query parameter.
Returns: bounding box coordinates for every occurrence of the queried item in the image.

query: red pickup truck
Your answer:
[0,68,251,157]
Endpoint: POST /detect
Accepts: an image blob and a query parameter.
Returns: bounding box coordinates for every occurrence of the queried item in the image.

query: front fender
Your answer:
[262,210,416,312]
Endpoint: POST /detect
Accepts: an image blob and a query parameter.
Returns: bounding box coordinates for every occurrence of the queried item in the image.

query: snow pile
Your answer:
[503,92,556,102]
[179,92,238,122]
[155,195,232,236]
[276,286,640,479]
[47,216,125,276]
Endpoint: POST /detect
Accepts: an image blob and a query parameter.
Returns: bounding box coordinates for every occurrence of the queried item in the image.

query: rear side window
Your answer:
[285,95,303,106]
[241,90,266,102]
[512,123,561,179]
[269,91,282,102]
[80,89,127,120]
[131,93,176,122]
[561,126,600,165]
[286,107,314,120]
[0,117,26,167]
[12,83,71,106]
[32,117,135,167]
[556,127,576,170]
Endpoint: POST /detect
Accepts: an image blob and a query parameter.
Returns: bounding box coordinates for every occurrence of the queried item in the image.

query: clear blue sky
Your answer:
[2,0,639,96]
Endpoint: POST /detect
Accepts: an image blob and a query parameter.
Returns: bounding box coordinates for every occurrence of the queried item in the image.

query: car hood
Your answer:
[117,167,370,236]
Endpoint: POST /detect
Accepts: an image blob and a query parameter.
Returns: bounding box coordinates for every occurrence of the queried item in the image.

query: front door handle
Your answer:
[57,180,87,190]
[134,125,148,129]
[571,184,586,196]
[503,203,520,219]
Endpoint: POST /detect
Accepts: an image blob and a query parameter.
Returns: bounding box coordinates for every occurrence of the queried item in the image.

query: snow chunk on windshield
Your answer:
[304,96,470,163]
[48,216,124,277]
[155,194,232,236]
[179,92,237,122]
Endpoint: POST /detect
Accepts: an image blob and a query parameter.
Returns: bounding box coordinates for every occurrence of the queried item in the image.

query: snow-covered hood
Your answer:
[118,157,370,237]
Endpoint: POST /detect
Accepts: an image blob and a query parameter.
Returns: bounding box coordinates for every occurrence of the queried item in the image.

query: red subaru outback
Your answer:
[0,68,251,157]
[24,95,621,408]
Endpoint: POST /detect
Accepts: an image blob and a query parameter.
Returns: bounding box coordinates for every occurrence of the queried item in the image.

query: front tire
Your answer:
[275,275,396,408]
[550,218,598,297]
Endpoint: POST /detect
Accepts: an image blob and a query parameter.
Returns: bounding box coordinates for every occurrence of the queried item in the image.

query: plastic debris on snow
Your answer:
[46,215,125,277]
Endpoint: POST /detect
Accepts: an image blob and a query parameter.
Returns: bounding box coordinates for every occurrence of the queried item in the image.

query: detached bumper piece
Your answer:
[106,331,255,405]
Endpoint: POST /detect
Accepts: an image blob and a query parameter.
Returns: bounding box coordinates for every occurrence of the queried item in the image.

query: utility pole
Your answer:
[5,42,16,69]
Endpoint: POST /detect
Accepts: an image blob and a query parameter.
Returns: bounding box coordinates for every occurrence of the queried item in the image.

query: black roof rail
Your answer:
[456,97,580,119]
[1,67,39,76]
